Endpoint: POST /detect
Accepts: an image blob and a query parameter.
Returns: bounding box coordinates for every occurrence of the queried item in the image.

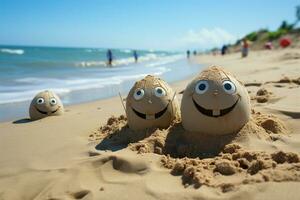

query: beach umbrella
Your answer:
[280,38,292,48]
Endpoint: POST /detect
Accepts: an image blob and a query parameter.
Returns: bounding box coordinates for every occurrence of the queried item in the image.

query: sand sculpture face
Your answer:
[181,66,251,135]
[29,90,64,120]
[126,75,179,131]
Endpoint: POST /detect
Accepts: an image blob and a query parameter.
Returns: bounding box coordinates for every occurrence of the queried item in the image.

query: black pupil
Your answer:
[38,99,42,103]
[52,100,55,103]
[137,90,141,95]
[198,84,206,91]
[224,83,232,90]
[157,89,162,94]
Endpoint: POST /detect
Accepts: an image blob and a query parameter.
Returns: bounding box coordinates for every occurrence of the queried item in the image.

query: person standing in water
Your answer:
[106,49,113,66]
[221,45,227,55]
[241,39,249,58]
[133,50,138,63]
[186,50,190,58]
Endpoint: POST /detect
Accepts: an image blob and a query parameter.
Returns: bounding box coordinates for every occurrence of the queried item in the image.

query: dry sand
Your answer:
[0,48,300,200]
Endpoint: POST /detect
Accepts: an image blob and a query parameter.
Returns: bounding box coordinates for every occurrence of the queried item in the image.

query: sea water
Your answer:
[0,45,203,122]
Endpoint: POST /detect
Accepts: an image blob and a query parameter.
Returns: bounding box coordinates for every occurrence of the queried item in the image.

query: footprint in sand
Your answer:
[90,153,150,184]
[71,190,91,199]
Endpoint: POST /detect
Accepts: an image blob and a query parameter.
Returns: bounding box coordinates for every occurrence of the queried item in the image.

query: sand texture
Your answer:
[1,49,300,200]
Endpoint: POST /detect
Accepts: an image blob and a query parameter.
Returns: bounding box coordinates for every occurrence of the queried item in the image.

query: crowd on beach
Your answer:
[106,34,294,66]
[187,35,294,59]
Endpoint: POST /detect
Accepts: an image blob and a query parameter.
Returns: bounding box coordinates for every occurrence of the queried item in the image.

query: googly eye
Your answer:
[36,97,45,104]
[222,80,236,94]
[133,88,145,100]
[195,80,209,94]
[50,98,57,105]
[154,87,166,97]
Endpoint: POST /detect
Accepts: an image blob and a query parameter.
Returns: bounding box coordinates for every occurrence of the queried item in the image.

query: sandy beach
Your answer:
[1,48,300,200]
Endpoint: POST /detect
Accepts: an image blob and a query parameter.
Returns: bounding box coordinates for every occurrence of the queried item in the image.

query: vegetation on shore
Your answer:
[224,5,300,52]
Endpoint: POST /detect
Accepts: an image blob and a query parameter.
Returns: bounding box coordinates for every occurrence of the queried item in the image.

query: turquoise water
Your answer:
[0,45,202,121]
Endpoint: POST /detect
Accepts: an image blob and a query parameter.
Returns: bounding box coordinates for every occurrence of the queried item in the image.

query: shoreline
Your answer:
[0,57,202,122]
[0,76,194,124]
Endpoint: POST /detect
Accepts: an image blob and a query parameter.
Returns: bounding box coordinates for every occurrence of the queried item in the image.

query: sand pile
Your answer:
[89,109,298,192]
[279,52,300,61]
[253,111,287,134]
[254,88,273,103]
[274,76,300,85]
[161,148,300,192]
[264,76,300,85]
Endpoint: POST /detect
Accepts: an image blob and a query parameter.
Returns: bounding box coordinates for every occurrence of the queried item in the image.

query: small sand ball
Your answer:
[107,116,119,125]
[232,151,257,162]
[271,151,300,164]
[237,158,250,169]
[214,160,236,175]
[256,88,269,96]
[126,75,180,131]
[222,143,241,154]
[256,96,268,103]
[183,166,197,180]
[171,162,186,175]
[247,159,276,175]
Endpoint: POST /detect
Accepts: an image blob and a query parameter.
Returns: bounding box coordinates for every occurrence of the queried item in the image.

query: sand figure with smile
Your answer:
[29,90,64,120]
[126,75,179,131]
[181,66,251,135]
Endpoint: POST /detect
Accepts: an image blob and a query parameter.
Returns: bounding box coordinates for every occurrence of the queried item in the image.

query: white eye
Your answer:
[222,80,236,94]
[36,97,45,104]
[154,87,166,97]
[133,88,145,100]
[50,98,57,105]
[195,80,209,94]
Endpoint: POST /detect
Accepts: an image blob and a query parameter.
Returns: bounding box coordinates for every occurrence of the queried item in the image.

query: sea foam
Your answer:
[0,48,24,55]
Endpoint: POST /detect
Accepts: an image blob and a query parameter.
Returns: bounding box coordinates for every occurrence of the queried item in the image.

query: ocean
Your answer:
[0,45,202,122]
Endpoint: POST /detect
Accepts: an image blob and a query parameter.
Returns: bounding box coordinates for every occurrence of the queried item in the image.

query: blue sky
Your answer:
[0,0,298,50]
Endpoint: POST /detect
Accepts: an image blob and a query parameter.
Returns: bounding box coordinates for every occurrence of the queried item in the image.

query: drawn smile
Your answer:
[35,106,60,115]
[192,97,239,118]
[132,104,169,120]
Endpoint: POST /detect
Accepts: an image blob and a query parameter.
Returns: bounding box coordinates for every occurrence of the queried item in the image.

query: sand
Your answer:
[1,48,300,200]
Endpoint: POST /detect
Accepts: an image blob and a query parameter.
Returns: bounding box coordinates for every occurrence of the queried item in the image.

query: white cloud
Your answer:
[181,28,238,49]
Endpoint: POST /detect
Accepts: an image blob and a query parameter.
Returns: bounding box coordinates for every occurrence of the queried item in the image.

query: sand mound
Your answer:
[253,111,287,134]
[91,111,288,156]
[161,149,300,192]
[280,52,300,61]
[254,88,273,103]
[265,76,300,85]
[256,88,269,96]
[89,111,296,191]
[276,76,300,85]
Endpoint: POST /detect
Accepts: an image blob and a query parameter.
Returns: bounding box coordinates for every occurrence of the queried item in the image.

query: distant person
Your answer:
[106,49,113,66]
[186,50,190,58]
[221,45,227,55]
[133,50,138,63]
[193,50,197,56]
[264,41,273,50]
[241,39,249,58]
